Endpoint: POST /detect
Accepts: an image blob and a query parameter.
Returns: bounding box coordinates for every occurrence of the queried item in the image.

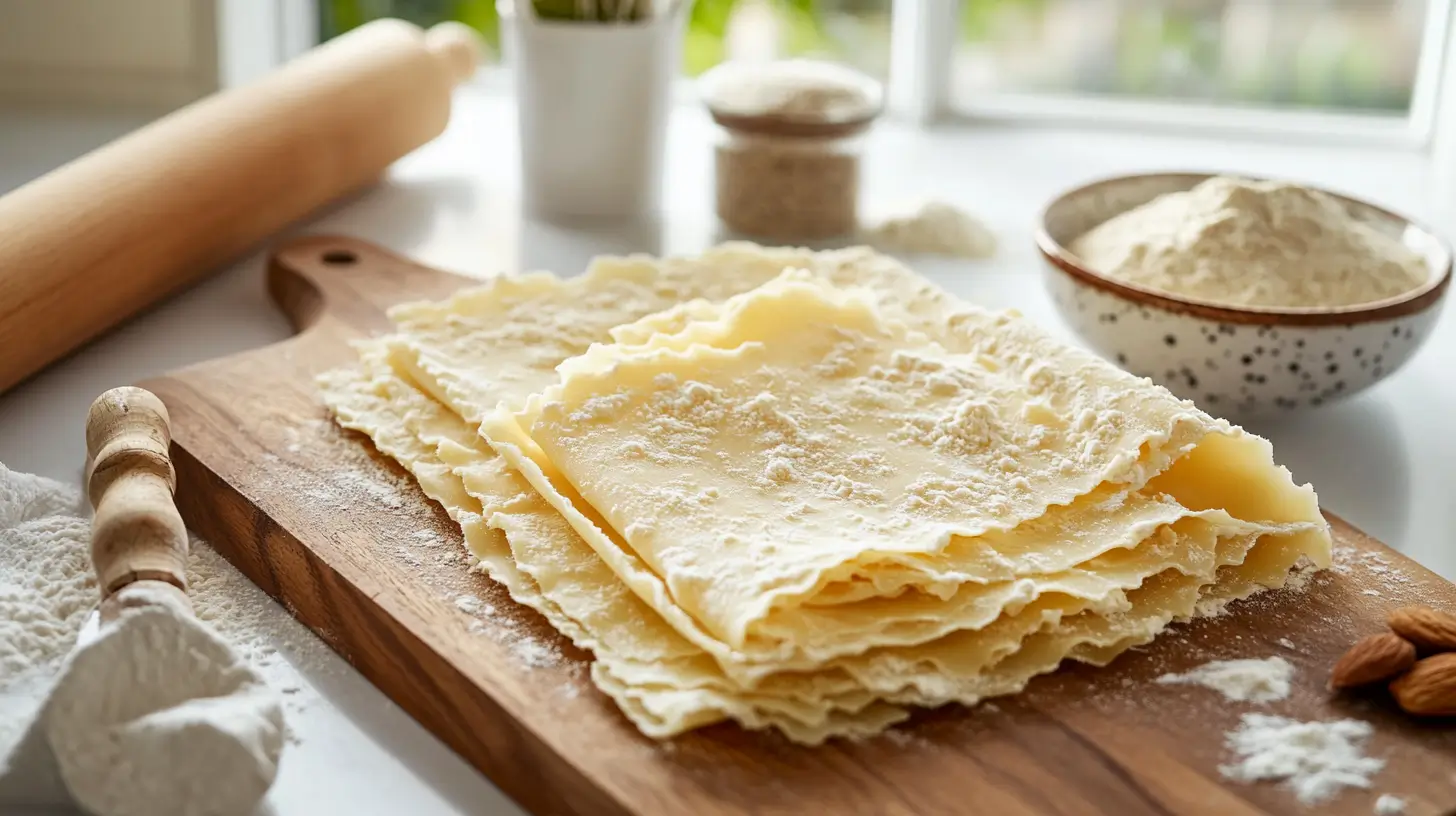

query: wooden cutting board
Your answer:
[143,236,1456,816]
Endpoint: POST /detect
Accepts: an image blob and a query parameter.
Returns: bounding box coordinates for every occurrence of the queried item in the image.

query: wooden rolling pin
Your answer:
[85,386,191,621]
[0,19,482,394]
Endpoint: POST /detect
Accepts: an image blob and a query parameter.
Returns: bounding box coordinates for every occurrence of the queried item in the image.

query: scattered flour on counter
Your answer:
[1219,714,1384,806]
[862,201,997,259]
[395,547,423,567]
[1332,545,1358,574]
[1193,595,1236,619]
[303,474,405,512]
[454,594,489,616]
[1280,560,1320,594]
[1157,656,1294,703]
[510,637,562,669]
[186,539,340,723]
[1330,545,1421,598]
[1278,638,1296,650]
[290,418,413,514]
[455,591,566,671]
[1374,794,1406,814]
[877,727,927,749]
[477,617,563,669]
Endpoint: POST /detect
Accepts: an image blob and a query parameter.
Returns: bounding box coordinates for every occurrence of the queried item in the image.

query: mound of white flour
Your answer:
[862,201,998,259]
[1070,176,1428,308]
[1156,656,1294,703]
[1220,714,1385,805]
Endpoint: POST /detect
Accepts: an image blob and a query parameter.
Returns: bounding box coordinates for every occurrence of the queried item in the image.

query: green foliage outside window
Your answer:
[957,0,1416,111]
[320,0,1417,109]
[321,0,500,57]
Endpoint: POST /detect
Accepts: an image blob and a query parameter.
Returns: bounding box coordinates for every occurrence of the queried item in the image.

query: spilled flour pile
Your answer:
[1153,652,1396,806]
[1069,176,1429,308]
[1374,793,1407,814]
[862,201,997,259]
[1219,714,1384,806]
[0,463,326,815]
[1156,656,1294,703]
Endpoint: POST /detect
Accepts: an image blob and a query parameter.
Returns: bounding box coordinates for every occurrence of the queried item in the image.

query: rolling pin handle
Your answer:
[85,387,192,618]
[426,22,485,85]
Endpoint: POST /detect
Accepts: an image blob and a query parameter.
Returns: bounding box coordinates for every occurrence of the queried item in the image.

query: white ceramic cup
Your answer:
[502,1,686,221]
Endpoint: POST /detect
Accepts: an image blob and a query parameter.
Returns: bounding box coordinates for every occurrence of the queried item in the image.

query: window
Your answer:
[955,0,1431,114]
[315,0,890,76]
[685,0,892,77]
[311,0,1454,144]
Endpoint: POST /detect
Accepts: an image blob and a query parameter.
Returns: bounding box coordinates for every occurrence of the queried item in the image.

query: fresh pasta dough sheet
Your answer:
[317,243,1332,744]
[321,352,1315,742]
[498,273,1324,650]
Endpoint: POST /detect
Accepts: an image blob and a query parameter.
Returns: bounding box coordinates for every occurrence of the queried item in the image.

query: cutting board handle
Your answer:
[86,386,192,617]
[266,235,477,335]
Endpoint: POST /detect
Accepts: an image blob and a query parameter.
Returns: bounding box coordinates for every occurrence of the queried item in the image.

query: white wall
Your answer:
[0,0,219,110]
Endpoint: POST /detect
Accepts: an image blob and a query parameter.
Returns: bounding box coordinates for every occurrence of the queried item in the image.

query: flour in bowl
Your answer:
[1069,176,1428,309]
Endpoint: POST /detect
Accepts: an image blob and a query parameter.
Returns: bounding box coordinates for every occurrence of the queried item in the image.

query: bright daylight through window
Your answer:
[319,0,1436,122]
[318,0,893,76]
[954,0,1431,114]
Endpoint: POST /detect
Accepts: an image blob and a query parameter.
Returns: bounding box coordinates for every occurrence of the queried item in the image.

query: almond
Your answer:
[1390,653,1456,716]
[1330,632,1417,689]
[1388,605,1456,654]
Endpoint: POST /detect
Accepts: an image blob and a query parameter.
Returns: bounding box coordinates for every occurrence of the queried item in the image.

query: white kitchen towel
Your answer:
[0,463,91,807]
[0,461,328,812]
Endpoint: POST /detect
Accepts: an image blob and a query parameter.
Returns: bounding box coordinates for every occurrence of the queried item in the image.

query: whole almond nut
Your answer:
[1330,632,1417,689]
[1389,653,1456,716]
[1388,605,1456,654]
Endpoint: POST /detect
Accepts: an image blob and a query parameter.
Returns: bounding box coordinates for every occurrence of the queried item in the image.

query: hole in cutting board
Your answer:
[322,250,358,265]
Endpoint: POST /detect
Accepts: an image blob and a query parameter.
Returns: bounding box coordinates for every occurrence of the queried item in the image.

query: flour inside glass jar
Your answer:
[700,59,882,242]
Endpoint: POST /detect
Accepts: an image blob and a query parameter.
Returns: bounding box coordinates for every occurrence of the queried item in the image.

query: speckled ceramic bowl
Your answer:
[1038,172,1452,415]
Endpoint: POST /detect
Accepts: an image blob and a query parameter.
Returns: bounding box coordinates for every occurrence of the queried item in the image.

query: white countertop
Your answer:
[1,89,1452,815]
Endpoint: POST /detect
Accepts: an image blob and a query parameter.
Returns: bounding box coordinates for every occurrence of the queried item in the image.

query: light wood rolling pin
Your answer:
[85,386,192,622]
[0,19,482,394]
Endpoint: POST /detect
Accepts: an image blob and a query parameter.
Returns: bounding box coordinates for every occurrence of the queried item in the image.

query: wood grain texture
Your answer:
[141,236,1456,816]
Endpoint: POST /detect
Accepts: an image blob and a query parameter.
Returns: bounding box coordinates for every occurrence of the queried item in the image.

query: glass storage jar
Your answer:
[699,60,882,242]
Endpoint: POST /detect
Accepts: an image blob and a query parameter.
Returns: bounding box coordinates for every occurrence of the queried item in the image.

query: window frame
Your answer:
[216,0,317,87]
[235,0,1455,151]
